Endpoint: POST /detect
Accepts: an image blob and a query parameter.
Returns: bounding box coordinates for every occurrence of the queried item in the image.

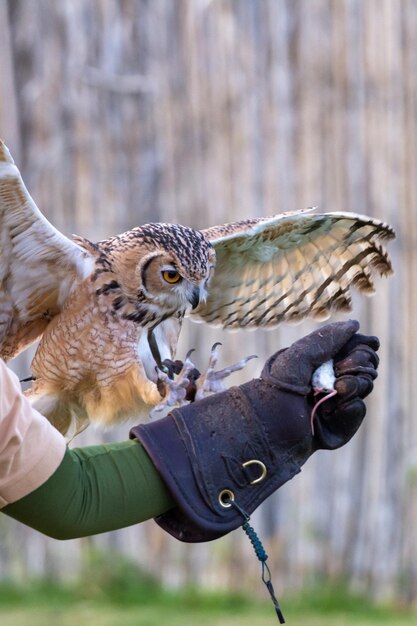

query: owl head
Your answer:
[102,223,216,317]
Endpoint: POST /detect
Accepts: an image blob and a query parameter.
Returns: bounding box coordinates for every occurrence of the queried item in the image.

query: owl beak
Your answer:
[189,287,200,310]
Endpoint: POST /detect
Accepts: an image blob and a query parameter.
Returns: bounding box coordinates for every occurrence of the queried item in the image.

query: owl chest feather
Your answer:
[32,278,180,388]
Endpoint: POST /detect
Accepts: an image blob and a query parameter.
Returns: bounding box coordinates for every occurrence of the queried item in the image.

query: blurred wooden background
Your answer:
[0,0,416,605]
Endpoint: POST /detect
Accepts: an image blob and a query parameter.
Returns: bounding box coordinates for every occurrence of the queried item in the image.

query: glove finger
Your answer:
[335,345,379,375]
[318,376,372,417]
[293,320,360,365]
[335,334,380,360]
[314,396,367,449]
[270,320,360,382]
[335,363,378,381]
[334,398,367,423]
[334,374,374,400]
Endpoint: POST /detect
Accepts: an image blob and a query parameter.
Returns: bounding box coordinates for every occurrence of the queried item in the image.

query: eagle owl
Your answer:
[0,140,395,436]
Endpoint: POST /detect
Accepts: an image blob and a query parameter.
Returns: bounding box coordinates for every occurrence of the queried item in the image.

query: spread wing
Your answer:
[0,140,95,360]
[192,209,395,329]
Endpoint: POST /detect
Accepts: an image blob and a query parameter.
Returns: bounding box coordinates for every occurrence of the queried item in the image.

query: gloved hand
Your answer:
[260,321,379,450]
[130,320,379,542]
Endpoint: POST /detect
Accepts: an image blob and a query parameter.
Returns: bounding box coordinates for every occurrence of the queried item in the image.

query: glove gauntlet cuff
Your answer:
[130,384,307,542]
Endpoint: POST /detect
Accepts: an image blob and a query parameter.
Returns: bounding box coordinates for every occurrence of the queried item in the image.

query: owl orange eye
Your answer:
[162,270,181,284]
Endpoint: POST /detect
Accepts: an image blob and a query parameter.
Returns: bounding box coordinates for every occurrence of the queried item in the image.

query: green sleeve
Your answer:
[2,440,174,539]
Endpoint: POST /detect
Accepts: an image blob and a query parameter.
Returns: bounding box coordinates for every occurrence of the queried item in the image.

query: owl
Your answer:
[0,140,395,436]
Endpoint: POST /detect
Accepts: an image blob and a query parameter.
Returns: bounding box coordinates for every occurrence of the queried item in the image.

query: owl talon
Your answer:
[161,349,196,379]
[152,370,189,415]
[152,351,199,415]
[151,344,257,414]
[194,343,257,401]
[161,359,182,379]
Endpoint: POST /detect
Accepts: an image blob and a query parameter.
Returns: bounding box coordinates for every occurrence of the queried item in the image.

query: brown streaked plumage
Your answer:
[0,140,395,436]
[198,212,394,328]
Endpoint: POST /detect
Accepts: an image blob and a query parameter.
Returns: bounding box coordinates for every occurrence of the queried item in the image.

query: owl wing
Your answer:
[191,209,395,329]
[0,140,95,359]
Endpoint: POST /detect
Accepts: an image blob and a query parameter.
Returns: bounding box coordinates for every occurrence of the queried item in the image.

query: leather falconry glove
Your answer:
[130,320,379,543]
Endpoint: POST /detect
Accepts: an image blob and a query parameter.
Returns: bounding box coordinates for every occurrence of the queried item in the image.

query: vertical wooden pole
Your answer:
[0,0,21,160]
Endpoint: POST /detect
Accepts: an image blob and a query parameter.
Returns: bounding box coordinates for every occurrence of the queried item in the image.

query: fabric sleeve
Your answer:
[2,440,174,539]
[0,359,66,508]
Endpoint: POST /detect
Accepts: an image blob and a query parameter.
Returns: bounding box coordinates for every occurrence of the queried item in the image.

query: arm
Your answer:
[0,359,173,538]
[3,441,173,539]
[0,359,66,508]
[1,320,378,541]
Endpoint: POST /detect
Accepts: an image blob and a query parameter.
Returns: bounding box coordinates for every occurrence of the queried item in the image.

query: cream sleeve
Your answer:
[0,359,66,508]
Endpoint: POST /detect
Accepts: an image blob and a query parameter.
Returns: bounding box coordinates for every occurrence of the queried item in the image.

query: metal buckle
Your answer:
[242,459,267,485]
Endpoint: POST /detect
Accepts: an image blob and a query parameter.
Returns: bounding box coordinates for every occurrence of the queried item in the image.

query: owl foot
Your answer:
[194,342,257,401]
[151,344,257,416]
[151,349,198,415]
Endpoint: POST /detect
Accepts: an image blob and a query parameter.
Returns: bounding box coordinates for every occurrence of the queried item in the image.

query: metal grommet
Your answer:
[242,459,267,485]
[218,489,235,508]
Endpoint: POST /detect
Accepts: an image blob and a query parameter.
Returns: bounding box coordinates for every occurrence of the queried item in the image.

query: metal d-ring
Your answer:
[218,489,235,508]
[242,459,267,485]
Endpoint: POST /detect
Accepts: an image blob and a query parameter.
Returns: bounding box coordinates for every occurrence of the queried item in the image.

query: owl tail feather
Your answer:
[24,386,89,440]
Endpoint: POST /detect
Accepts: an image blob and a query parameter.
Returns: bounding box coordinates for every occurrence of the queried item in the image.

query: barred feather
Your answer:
[195,211,395,329]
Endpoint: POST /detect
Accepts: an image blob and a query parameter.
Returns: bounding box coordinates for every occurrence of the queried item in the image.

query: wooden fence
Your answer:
[1,0,416,604]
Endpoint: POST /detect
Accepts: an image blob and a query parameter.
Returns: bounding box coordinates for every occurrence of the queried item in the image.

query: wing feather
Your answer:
[0,140,95,359]
[193,210,395,329]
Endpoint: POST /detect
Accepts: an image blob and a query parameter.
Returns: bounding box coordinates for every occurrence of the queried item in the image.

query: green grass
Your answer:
[1,552,417,626]
[2,582,417,626]
[1,586,417,626]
